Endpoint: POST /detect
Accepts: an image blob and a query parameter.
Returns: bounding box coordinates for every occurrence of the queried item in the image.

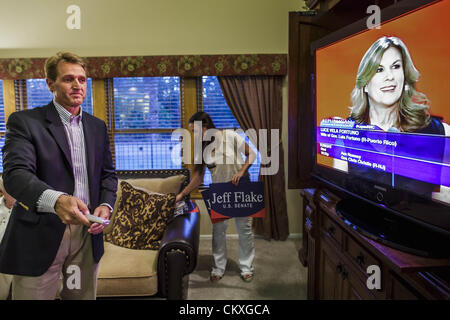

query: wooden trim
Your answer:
[181,77,200,196]
[182,77,197,169]
[306,0,341,11]
[104,79,116,165]
[182,77,198,129]
[3,80,16,122]
[288,12,327,189]
[321,0,341,11]
[92,79,107,122]
[306,0,320,9]
[288,12,301,189]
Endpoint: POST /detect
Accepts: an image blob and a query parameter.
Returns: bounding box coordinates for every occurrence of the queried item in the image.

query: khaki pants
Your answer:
[0,273,12,299]
[12,225,98,300]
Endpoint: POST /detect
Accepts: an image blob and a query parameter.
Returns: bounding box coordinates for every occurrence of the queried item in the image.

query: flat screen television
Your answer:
[311,0,450,257]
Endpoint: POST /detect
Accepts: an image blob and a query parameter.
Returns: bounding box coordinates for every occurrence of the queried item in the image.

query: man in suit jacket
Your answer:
[0,52,117,299]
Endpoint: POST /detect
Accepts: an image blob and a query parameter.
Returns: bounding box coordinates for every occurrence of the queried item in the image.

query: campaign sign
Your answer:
[201,189,229,224]
[201,182,265,224]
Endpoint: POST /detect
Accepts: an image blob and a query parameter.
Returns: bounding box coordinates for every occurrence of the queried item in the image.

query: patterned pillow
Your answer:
[104,181,176,250]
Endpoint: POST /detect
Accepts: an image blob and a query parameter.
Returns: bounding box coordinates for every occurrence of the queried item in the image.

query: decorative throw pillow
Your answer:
[104,174,186,235]
[104,181,176,250]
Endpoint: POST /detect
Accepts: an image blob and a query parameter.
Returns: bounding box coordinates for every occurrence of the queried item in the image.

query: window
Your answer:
[2,75,262,184]
[200,76,261,185]
[25,78,93,114]
[0,80,4,173]
[202,76,240,129]
[0,54,282,196]
[109,77,181,170]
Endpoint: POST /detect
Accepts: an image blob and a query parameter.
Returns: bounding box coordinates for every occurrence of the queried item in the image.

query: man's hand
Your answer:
[87,205,111,235]
[54,195,90,226]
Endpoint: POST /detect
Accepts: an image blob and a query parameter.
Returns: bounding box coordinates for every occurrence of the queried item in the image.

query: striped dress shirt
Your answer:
[37,100,90,213]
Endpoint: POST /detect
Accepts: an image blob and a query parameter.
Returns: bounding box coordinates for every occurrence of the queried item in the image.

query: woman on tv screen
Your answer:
[333,36,449,203]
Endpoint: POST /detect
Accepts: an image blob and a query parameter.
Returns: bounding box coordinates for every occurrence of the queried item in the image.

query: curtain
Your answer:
[218,75,289,240]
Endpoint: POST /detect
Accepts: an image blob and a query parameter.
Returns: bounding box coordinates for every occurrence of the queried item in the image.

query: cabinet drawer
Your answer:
[321,212,343,247]
[344,235,381,278]
[389,273,421,300]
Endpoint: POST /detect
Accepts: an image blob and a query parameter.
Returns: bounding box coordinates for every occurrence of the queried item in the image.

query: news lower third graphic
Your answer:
[317,120,450,187]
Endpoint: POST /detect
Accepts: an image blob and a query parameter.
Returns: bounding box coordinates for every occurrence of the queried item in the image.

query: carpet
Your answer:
[187,236,308,300]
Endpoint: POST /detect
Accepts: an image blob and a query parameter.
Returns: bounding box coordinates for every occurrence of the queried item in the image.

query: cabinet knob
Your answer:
[336,263,343,274]
[327,226,335,235]
[342,270,348,280]
[356,253,365,266]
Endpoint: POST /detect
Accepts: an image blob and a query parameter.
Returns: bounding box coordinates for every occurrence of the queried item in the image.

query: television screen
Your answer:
[314,0,450,209]
[310,0,450,247]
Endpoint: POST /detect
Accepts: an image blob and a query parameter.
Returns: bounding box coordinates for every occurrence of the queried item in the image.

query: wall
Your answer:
[0,0,304,57]
[0,0,306,237]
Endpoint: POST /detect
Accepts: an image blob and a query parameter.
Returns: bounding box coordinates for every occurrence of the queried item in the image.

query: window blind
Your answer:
[113,77,180,130]
[111,77,182,170]
[202,76,239,129]
[114,133,181,170]
[25,78,94,114]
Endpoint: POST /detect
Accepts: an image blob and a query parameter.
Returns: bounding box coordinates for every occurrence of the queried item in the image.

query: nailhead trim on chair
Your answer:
[164,248,189,273]
[164,248,190,297]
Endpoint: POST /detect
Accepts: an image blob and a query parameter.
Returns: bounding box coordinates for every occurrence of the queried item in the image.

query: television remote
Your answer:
[86,214,110,226]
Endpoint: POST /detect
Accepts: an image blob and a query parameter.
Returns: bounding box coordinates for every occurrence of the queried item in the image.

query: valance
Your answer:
[0,54,287,79]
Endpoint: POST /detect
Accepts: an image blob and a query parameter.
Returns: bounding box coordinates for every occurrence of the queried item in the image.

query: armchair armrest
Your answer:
[157,201,200,299]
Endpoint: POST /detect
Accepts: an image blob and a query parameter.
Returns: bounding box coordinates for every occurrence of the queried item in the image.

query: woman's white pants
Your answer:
[211,217,255,277]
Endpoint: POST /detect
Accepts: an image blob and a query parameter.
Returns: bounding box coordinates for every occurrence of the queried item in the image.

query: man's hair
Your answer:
[44,52,86,82]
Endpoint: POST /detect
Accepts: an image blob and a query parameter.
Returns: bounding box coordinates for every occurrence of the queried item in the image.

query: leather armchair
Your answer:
[96,169,200,300]
[158,204,200,299]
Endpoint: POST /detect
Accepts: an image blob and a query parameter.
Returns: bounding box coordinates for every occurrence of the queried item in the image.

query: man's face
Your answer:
[47,61,87,109]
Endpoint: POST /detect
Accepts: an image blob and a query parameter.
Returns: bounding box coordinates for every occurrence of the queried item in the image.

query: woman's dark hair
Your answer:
[188,111,216,129]
[189,112,216,173]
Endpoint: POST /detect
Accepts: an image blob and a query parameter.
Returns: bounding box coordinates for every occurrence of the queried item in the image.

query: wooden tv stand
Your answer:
[299,188,450,299]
